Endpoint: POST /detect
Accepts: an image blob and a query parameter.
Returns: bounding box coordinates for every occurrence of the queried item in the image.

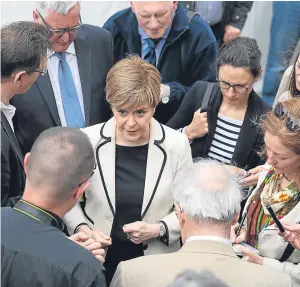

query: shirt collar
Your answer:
[186,235,232,247]
[47,42,76,59]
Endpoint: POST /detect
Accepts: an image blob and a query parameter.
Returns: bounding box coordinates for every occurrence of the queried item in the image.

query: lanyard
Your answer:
[13,199,64,231]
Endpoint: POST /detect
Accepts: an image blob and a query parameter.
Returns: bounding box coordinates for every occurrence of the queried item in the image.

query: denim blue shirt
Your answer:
[138,25,172,66]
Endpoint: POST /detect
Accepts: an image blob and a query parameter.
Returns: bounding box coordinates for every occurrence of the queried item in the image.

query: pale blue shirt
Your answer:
[138,25,172,66]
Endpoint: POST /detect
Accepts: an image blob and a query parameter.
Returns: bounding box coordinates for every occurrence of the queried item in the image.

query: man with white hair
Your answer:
[110,160,293,287]
[11,1,113,155]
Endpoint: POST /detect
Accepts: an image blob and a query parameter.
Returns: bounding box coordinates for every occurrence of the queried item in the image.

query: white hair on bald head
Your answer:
[36,1,80,18]
[173,159,242,225]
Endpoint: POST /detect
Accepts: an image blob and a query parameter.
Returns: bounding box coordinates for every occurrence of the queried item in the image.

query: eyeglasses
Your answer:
[33,67,48,76]
[78,165,96,187]
[216,78,253,94]
[274,102,300,132]
[36,10,82,37]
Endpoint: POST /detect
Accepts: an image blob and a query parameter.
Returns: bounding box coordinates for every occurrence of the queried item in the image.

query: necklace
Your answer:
[283,174,293,182]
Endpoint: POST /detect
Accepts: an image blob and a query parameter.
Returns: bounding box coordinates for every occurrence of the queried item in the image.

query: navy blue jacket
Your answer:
[103,5,218,123]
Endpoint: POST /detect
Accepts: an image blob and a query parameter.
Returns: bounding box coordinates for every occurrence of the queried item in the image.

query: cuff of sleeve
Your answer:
[158,220,169,246]
[74,223,90,234]
[263,257,282,269]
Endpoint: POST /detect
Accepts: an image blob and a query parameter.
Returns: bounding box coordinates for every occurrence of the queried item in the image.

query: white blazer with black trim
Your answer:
[64,117,192,255]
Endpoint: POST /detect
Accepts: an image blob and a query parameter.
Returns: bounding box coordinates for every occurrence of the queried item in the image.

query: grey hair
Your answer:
[170,269,229,287]
[1,21,51,78]
[27,127,95,200]
[173,159,242,224]
[36,1,80,18]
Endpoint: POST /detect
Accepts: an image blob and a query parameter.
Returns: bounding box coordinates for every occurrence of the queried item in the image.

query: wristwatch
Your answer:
[161,84,171,104]
[158,222,166,238]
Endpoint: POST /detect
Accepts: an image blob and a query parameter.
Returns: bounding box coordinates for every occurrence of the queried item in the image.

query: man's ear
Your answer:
[175,203,184,228]
[73,181,89,201]
[172,1,178,11]
[231,212,240,226]
[33,10,40,23]
[13,71,27,87]
[24,153,31,175]
[130,2,135,14]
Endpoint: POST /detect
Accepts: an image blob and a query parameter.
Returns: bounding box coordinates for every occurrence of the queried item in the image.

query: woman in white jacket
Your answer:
[232,98,300,284]
[64,56,192,284]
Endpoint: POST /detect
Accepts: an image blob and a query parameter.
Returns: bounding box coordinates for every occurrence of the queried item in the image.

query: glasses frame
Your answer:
[274,102,300,132]
[36,9,83,37]
[216,78,253,94]
[78,165,96,187]
[33,67,48,76]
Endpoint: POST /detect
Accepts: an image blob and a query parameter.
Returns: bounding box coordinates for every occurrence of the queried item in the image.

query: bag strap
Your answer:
[181,11,199,71]
[279,220,300,262]
[201,82,215,112]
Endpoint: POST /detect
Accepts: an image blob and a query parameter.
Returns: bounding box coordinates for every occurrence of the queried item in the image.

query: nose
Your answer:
[266,151,277,166]
[127,114,136,127]
[148,16,160,29]
[61,31,70,43]
[227,86,236,97]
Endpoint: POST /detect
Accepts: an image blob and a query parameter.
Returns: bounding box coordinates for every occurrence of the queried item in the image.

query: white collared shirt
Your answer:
[1,102,16,132]
[186,235,232,247]
[47,43,85,127]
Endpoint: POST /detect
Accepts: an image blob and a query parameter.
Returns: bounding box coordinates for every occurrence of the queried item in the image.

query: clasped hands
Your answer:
[75,221,160,261]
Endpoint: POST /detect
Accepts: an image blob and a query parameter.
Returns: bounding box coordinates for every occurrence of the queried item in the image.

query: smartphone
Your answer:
[266,204,285,233]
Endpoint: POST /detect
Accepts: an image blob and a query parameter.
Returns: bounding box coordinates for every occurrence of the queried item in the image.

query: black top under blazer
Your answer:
[167,81,271,170]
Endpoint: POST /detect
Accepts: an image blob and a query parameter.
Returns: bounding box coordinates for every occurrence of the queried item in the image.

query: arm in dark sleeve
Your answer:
[1,149,20,207]
[166,42,218,104]
[166,81,204,129]
[228,2,253,30]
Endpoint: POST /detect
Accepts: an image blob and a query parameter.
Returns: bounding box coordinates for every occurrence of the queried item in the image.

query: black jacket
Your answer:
[1,112,25,207]
[167,81,270,170]
[103,4,218,124]
[180,1,253,31]
[11,24,113,156]
[1,206,106,287]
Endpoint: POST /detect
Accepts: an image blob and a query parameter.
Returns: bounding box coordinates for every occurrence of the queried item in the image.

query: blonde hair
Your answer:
[106,55,161,110]
[261,98,300,186]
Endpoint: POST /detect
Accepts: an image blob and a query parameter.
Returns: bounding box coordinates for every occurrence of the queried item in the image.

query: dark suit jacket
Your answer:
[11,24,113,155]
[1,112,25,207]
[167,81,271,170]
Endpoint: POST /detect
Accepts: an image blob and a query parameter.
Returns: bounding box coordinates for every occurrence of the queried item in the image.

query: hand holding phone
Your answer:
[266,204,285,233]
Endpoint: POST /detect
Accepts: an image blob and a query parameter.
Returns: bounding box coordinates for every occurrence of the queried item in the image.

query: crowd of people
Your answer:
[1,1,300,287]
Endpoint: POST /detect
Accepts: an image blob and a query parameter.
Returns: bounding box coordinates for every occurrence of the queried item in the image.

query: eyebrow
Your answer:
[265,142,289,157]
[218,76,251,86]
[140,9,167,15]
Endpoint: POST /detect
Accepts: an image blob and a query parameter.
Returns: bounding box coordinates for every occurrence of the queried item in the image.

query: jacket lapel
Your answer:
[1,111,24,167]
[95,119,116,215]
[74,29,92,126]
[141,119,167,218]
[36,74,61,126]
[231,93,259,169]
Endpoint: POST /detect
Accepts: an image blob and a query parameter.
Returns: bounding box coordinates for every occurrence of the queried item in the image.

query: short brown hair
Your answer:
[106,55,161,110]
[261,98,300,186]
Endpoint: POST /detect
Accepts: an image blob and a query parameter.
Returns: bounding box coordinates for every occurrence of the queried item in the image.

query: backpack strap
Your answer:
[200,82,215,112]
[279,221,300,262]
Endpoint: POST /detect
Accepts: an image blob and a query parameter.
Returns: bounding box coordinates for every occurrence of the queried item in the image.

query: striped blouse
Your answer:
[208,113,243,164]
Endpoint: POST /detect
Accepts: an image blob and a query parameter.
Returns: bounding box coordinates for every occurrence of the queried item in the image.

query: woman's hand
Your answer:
[185,109,208,141]
[278,223,300,250]
[230,222,247,244]
[123,221,160,244]
[240,165,264,188]
[234,244,264,265]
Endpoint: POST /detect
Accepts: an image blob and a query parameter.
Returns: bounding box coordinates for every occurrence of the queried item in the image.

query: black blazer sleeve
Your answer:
[166,81,210,130]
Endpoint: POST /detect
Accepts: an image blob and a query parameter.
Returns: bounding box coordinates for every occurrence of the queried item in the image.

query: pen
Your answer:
[236,212,247,238]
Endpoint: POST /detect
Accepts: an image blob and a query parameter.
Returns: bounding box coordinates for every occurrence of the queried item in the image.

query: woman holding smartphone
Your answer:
[232,98,300,284]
